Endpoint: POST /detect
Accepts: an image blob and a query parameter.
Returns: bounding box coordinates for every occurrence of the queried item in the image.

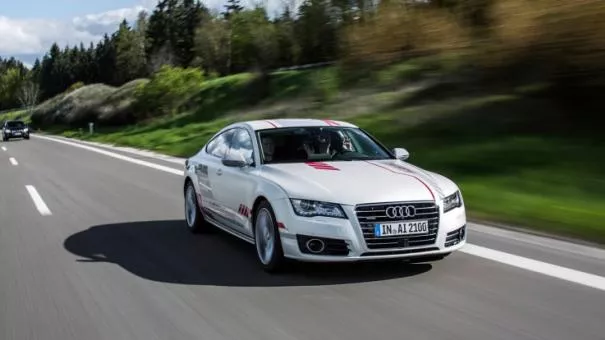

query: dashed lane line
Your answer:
[25,185,52,216]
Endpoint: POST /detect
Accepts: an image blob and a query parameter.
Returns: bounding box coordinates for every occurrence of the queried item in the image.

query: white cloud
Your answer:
[0,16,99,55]
[73,5,148,36]
[0,0,290,62]
[0,1,153,58]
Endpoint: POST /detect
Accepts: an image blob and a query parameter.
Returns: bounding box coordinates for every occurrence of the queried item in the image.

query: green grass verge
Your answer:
[48,76,605,244]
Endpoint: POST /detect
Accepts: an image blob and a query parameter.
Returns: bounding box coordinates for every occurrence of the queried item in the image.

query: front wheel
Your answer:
[254,200,285,272]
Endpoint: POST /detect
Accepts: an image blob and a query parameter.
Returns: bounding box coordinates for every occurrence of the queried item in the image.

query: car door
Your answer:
[212,127,258,237]
[194,128,235,227]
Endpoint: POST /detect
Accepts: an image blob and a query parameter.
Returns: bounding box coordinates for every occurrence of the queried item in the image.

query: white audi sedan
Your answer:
[183,119,467,272]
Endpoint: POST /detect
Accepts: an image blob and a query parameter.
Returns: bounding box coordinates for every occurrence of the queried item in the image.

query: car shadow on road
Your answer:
[63,220,433,287]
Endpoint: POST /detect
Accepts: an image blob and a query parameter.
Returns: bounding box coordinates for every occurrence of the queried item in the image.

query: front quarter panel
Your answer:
[249,172,291,221]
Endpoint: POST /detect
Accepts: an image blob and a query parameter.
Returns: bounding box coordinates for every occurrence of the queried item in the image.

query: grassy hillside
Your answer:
[25,55,603,245]
[30,79,149,127]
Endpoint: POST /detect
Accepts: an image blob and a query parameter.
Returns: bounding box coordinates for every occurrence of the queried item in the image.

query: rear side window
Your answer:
[225,128,254,164]
[206,129,234,158]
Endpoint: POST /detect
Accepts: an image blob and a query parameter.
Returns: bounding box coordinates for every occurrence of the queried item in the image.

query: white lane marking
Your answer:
[32,134,605,291]
[461,244,605,292]
[9,157,18,165]
[468,222,605,261]
[1,146,6,151]
[33,134,183,176]
[25,185,52,216]
[67,138,186,165]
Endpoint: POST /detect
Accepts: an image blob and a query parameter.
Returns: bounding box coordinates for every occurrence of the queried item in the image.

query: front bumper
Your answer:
[271,199,467,262]
[3,130,28,138]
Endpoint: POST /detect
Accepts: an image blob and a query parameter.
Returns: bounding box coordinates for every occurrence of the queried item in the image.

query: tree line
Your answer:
[2,0,602,112]
[1,0,354,110]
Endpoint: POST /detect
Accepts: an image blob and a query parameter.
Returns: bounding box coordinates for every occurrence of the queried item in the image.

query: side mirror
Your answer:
[222,159,248,167]
[393,147,409,161]
[222,152,254,167]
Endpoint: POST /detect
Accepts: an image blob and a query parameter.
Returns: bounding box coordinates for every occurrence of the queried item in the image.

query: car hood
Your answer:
[259,159,457,206]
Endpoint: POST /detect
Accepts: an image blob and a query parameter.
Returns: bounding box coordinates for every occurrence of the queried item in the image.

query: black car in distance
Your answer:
[2,120,30,141]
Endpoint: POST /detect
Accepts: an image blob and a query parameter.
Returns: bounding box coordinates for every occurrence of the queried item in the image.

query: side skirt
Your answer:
[203,208,255,244]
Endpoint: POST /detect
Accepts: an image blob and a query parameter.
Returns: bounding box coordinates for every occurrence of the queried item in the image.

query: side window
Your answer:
[206,130,234,158]
[225,128,254,164]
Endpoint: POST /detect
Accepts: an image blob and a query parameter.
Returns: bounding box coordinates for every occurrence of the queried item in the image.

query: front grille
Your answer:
[355,201,440,250]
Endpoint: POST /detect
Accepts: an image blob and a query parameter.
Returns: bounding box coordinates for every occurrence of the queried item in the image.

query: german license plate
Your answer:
[374,221,429,237]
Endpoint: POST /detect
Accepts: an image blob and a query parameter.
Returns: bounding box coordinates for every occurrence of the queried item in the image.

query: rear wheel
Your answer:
[184,181,211,233]
[254,200,285,272]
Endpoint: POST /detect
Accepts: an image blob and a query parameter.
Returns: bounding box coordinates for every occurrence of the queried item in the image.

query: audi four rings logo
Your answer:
[386,205,416,219]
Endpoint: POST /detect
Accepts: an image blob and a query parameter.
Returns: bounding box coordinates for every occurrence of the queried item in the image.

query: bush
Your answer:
[134,65,205,119]
[66,81,85,93]
[478,1,605,81]
[341,3,471,68]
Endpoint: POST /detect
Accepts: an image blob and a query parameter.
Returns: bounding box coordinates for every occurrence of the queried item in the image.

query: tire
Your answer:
[253,200,286,273]
[24,135,29,140]
[184,180,212,234]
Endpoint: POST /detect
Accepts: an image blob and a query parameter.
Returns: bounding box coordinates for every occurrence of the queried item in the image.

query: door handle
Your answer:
[216,169,223,176]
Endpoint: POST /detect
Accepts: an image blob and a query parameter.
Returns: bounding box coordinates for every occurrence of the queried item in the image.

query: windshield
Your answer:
[257,126,393,164]
[6,121,25,128]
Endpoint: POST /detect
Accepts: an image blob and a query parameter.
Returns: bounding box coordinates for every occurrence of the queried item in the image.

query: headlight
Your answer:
[443,190,462,213]
[290,199,346,218]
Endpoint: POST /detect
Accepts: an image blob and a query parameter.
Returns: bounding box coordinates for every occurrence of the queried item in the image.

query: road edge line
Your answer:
[37,134,185,165]
[460,244,605,292]
[32,134,183,176]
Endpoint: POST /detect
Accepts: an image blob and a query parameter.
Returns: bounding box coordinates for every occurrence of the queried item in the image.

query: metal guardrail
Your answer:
[272,61,336,72]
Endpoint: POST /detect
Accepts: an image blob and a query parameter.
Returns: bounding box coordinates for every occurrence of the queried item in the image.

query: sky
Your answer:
[0,0,278,68]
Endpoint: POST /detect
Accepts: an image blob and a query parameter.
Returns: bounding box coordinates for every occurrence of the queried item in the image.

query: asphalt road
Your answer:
[1,135,604,340]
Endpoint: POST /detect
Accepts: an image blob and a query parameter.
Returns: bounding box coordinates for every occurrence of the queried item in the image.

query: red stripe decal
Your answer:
[277,222,286,229]
[364,161,435,201]
[265,120,278,128]
[323,119,339,126]
[245,207,250,217]
[306,162,339,171]
[238,205,243,215]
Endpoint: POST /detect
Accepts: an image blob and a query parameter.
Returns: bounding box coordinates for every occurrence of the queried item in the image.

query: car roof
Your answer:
[227,118,358,131]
